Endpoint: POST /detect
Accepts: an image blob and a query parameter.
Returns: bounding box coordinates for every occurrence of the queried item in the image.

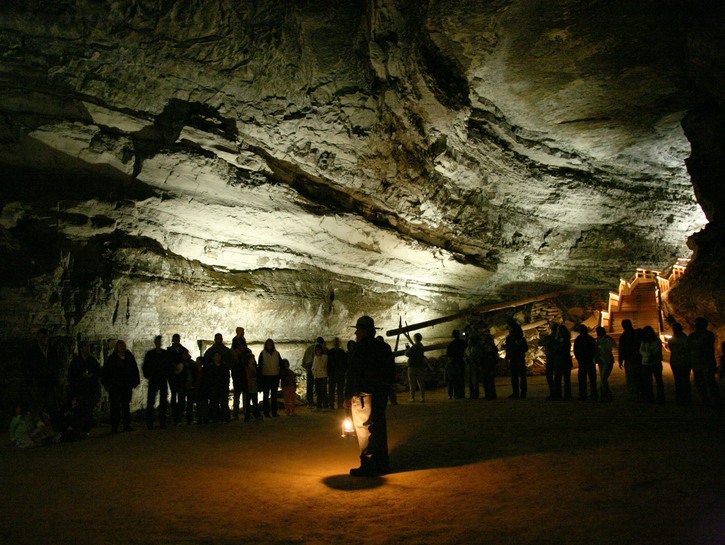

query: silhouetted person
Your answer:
[327,337,347,409]
[405,332,426,402]
[22,328,61,429]
[540,323,559,400]
[504,319,528,399]
[231,339,252,420]
[67,340,101,433]
[666,322,692,405]
[553,323,573,400]
[618,319,641,401]
[102,340,140,433]
[481,332,499,400]
[345,316,395,477]
[689,317,721,407]
[231,326,246,350]
[574,325,597,401]
[143,335,171,429]
[447,329,467,399]
[206,351,231,422]
[639,325,664,403]
[258,338,282,417]
[595,327,617,402]
[312,344,329,409]
[376,336,397,406]
[167,333,188,425]
[463,329,482,399]
[302,337,325,408]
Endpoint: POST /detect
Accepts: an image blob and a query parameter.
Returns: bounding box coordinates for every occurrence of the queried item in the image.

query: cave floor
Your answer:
[1,367,723,545]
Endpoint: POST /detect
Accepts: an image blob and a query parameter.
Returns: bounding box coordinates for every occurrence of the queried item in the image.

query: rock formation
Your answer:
[0,0,722,358]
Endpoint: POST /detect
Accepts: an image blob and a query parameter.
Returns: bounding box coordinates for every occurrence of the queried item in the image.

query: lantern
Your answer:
[341,416,356,438]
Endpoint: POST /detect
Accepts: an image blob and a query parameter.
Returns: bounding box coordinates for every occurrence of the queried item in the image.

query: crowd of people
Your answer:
[12,317,396,478]
[11,315,723,455]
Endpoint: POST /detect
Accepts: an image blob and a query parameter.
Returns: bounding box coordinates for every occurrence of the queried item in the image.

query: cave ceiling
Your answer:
[0,0,716,340]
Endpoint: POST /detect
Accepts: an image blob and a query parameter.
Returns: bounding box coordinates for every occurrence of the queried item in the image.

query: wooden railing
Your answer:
[601,260,689,333]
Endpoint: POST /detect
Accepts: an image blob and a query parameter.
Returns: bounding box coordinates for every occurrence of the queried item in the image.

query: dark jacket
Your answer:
[22,342,59,390]
[573,333,596,367]
[102,351,141,394]
[345,335,395,397]
[67,354,102,398]
[143,348,171,383]
[327,347,348,378]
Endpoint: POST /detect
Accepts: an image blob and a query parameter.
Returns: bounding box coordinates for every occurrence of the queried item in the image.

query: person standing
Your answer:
[463,330,482,400]
[205,351,231,422]
[540,323,559,400]
[231,327,246,350]
[258,339,282,417]
[666,322,692,405]
[243,352,262,421]
[345,315,395,477]
[481,331,499,400]
[595,327,617,402]
[573,325,597,401]
[639,325,664,403]
[22,328,61,429]
[302,337,325,408]
[143,335,171,430]
[327,338,347,409]
[405,333,426,402]
[167,334,188,426]
[446,329,467,399]
[102,340,140,433]
[312,344,329,409]
[553,324,573,401]
[618,319,641,401]
[231,339,252,420]
[376,336,398,406]
[279,359,297,416]
[67,340,101,434]
[689,317,721,407]
[504,319,528,399]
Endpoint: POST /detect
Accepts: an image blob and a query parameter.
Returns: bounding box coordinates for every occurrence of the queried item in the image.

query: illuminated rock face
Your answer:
[0,0,721,345]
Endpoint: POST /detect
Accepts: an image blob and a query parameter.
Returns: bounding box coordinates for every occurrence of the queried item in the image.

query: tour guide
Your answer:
[344,315,396,477]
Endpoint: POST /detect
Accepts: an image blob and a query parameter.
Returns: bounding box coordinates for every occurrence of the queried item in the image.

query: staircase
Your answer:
[601,268,662,341]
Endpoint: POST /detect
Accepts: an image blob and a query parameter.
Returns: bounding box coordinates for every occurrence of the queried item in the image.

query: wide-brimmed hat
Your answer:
[351,315,378,330]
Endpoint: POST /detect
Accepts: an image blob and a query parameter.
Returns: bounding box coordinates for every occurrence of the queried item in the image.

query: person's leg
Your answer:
[158,383,168,428]
[146,384,157,429]
[109,392,120,433]
[654,364,665,403]
[270,377,280,416]
[306,369,314,406]
[578,365,587,400]
[519,362,527,398]
[350,394,373,473]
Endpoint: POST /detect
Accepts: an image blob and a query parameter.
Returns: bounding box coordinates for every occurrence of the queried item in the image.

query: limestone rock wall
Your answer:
[0,0,721,355]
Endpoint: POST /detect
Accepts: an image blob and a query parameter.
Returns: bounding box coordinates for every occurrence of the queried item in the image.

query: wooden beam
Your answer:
[391,320,548,357]
[385,289,574,337]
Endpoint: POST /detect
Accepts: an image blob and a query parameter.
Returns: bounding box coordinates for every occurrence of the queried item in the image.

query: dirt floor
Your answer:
[1,367,723,545]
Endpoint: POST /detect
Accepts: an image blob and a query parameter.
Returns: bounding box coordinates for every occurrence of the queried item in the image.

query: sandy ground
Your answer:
[1,367,723,545]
